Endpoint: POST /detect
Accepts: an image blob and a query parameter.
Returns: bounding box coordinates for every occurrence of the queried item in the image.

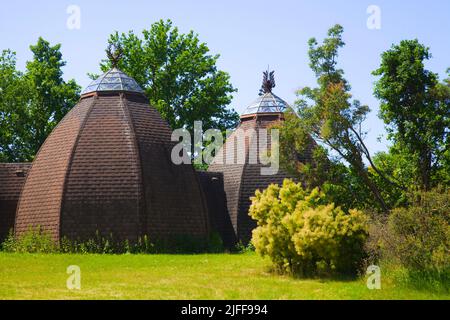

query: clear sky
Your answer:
[1,0,449,154]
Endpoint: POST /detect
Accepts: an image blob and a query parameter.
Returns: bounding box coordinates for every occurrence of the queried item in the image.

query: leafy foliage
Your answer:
[274,111,379,211]
[371,146,416,208]
[2,228,224,254]
[0,50,30,161]
[0,38,80,162]
[99,19,239,133]
[373,40,450,190]
[235,241,255,253]
[2,227,57,253]
[249,179,368,277]
[389,189,449,270]
[372,188,450,292]
[284,24,399,212]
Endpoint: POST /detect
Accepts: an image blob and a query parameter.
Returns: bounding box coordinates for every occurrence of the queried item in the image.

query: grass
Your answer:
[0,252,448,300]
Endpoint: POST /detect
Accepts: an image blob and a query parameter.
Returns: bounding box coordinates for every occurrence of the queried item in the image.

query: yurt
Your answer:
[208,71,309,244]
[15,61,210,243]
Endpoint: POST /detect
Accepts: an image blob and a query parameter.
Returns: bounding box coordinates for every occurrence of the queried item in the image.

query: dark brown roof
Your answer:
[0,163,31,200]
[0,163,31,241]
[15,89,209,242]
[208,114,296,243]
[196,171,236,248]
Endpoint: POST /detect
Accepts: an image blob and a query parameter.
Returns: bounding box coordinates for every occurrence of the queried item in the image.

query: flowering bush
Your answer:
[249,179,368,276]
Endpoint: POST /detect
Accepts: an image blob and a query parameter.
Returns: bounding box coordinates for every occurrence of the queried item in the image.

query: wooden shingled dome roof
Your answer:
[208,71,311,243]
[15,68,209,242]
[208,114,293,243]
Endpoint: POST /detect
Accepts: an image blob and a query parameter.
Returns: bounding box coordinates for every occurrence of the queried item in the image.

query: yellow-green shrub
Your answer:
[250,179,368,276]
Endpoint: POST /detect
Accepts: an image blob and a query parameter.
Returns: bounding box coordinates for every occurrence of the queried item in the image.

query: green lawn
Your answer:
[0,252,447,300]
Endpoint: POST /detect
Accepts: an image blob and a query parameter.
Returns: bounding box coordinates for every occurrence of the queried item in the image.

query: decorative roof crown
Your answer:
[106,43,123,68]
[259,69,276,95]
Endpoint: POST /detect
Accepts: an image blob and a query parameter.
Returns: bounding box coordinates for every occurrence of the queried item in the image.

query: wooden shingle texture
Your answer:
[15,91,209,243]
[209,114,300,244]
[0,163,31,241]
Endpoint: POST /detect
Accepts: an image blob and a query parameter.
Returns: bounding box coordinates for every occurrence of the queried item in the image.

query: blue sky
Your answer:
[1,0,449,154]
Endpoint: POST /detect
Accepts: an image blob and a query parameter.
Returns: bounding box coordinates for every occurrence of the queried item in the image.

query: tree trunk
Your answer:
[354,161,389,214]
[419,148,432,191]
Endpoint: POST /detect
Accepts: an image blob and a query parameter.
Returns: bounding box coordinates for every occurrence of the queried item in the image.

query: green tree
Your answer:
[99,19,239,132]
[287,25,398,212]
[274,111,369,211]
[0,50,30,161]
[25,38,80,157]
[373,40,450,190]
[0,38,80,162]
[371,146,415,208]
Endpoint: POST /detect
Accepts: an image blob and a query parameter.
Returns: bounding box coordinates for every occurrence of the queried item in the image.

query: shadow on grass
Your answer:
[261,264,360,283]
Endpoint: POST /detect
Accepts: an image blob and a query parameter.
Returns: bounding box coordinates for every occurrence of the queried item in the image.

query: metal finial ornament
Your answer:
[106,43,123,68]
[259,69,275,95]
